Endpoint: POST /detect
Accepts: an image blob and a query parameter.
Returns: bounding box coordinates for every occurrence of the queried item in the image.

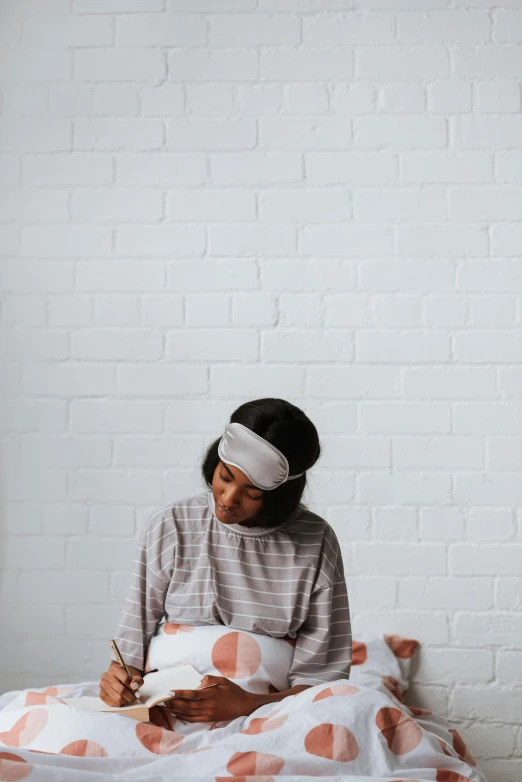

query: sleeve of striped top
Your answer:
[111,510,176,673]
[287,525,352,688]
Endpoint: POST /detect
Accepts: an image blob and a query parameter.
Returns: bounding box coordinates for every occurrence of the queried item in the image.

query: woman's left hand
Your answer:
[164,675,259,723]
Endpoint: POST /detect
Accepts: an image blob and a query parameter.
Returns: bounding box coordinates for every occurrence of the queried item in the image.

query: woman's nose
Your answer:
[222,488,240,506]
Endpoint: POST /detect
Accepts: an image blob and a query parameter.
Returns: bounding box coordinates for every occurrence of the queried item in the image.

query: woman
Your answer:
[99,397,352,726]
[0,398,484,782]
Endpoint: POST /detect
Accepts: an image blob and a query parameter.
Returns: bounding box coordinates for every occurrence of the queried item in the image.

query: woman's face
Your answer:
[212,461,264,526]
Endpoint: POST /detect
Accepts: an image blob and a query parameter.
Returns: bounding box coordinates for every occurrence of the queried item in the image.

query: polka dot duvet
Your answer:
[0,626,488,782]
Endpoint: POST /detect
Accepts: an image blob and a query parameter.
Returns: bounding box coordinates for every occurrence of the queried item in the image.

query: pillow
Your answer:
[348,632,420,705]
[146,621,419,706]
[145,619,296,695]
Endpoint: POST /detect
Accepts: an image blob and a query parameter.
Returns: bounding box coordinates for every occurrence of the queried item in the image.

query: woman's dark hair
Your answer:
[201,398,321,527]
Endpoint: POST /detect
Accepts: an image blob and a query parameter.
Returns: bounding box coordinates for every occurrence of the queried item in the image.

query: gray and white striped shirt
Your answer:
[112,489,352,688]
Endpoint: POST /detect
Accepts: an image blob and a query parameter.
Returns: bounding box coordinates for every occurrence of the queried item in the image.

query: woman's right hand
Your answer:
[99,661,144,707]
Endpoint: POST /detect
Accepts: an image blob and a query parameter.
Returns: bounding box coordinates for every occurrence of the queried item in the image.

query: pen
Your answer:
[110,639,143,704]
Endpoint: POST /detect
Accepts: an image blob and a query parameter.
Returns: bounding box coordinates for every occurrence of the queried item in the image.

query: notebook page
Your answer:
[67,664,203,712]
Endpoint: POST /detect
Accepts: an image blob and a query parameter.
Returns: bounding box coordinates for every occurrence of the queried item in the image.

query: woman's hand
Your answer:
[99,661,144,707]
[163,675,259,723]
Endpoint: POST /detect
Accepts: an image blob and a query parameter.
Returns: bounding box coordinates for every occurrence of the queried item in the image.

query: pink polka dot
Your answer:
[437,738,453,757]
[450,729,477,767]
[352,641,367,665]
[384,634,419,659]
[216,778,275,782]
[24,686,72,705]
[376,707,422,756]
[0,711,48,748]
[313,684,359,702]
[0,753,33,781]
[304,724,359,762]
[211,632,262,679]
[135,723,184,755]
[163,623,194,635]
[382,675,405,702]
[59,741,107,757]
[24,692,62,707]
[227,751,285,776]
[409,706,432,717]
[241,715,288,735]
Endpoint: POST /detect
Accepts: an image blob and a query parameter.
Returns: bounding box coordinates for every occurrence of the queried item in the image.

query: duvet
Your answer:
[0,625,488,782]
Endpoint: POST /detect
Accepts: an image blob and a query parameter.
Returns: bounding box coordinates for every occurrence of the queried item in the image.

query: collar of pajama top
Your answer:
[206,490,297,537]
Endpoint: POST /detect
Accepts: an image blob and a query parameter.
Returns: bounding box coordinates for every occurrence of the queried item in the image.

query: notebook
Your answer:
[67,664,203,722]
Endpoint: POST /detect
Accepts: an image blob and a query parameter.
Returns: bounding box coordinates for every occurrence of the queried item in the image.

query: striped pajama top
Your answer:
[112,489,352,688]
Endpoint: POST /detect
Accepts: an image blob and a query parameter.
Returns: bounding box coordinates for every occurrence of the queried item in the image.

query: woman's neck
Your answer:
[237,509,266,528]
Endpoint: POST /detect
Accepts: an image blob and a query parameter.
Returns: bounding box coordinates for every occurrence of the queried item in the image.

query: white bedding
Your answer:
[0,627,488,782]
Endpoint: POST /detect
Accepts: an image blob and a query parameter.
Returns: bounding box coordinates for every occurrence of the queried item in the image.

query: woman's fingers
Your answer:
[171,690,204,701]
[166,691,211,718]
[109,662,143,685]
[130,675,145,692]
[101,684,134,706]
[111,666,143,697]
[100,677,134,706]
[99,679,124,706]
[109,665,132,686]
[175,712,211,723]
[99,667,142,706]
[170,704,206,718]
[148,706,171,729]
[99,684,124,706]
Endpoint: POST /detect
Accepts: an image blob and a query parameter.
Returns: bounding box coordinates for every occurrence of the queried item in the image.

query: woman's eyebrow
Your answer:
[221,462,262,492]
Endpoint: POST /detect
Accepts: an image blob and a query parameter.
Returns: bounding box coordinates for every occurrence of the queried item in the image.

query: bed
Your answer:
[0,626,487,782]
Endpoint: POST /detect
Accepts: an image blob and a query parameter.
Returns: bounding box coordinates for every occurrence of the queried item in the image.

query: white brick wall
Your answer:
[1,2,521,778]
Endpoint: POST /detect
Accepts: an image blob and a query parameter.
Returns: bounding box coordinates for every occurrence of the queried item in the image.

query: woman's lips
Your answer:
[219,503,236,517]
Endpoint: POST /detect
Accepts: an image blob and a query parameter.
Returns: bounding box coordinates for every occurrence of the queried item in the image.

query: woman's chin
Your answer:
[216,505,240,523]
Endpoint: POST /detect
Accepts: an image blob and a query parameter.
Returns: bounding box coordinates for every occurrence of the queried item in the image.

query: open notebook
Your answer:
[67,664,203,722]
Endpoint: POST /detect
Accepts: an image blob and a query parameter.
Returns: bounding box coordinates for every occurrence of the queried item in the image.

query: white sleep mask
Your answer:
[217,422,305,491]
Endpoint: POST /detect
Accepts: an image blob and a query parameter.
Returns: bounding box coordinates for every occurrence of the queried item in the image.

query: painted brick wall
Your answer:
[1,1,521,779]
